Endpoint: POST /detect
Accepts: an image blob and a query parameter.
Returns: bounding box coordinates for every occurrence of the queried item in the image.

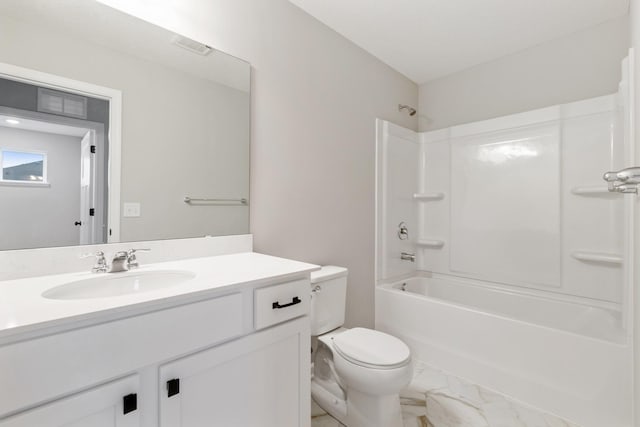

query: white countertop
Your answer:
[0,252,319,345]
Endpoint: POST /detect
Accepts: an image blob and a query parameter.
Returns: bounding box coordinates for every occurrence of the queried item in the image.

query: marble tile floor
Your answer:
[311,361,578,427]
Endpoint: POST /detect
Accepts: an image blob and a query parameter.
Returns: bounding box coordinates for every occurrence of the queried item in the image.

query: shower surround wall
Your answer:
[419,95,625,304]
[375,91,634,426]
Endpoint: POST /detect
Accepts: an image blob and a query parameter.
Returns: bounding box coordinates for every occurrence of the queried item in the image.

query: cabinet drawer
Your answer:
[0,293,243,417]
[254,279,309,330]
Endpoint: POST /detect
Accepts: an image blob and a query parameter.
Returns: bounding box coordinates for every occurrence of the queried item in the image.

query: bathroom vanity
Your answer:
[0,252,316,427]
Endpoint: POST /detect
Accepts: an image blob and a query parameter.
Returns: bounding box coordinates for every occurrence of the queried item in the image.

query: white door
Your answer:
[79,130,95,245]
[159,320,309,427]
[0,376,140,427]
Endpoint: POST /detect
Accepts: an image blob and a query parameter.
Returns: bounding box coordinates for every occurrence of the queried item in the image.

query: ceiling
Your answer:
[0,115,89,137]
[288,0,630,84]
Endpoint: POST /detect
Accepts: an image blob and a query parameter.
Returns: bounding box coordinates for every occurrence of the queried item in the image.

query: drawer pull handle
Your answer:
[272,296,301,309]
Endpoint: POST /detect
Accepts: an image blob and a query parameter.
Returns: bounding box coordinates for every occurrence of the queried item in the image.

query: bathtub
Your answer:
[375,275,633,427]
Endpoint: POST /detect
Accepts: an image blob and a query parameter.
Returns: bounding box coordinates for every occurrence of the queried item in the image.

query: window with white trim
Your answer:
[0,149,47,183]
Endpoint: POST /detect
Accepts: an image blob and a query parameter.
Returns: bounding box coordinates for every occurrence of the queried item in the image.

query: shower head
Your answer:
[398,104,417,116]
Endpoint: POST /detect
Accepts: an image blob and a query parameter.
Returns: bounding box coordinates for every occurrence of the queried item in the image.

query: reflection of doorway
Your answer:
[0,62,122,249]
[0,109,105,249]
[79,129,95,245]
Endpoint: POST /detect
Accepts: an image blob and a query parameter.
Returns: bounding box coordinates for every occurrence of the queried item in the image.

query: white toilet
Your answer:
[310,266,412,427]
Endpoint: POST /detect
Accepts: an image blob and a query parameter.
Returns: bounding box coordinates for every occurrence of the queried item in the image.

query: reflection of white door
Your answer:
[79,130,95,245]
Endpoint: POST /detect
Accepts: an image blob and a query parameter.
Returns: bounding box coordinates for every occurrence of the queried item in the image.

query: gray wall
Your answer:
[0,78,110,127]
[98,0,419,328]
[0,127,81,250]
[418,16,630,131]
[0,12,250,243]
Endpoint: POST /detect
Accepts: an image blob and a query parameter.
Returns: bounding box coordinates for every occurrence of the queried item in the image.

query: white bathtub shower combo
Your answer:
[375,58,635,427]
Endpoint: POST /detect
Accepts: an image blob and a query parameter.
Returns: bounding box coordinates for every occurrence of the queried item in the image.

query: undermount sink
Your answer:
[42,270,196,300]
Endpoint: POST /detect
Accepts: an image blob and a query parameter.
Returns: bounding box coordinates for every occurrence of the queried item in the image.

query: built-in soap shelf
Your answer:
[571,251,623,265]
[570,186,621,197]
[413,192,445,201]
[417,239,445,248]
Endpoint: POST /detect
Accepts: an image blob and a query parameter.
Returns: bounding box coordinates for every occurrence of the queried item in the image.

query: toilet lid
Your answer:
[332,328,411,369]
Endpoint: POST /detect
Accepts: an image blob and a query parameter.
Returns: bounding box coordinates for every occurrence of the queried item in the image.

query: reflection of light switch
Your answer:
[123,202,141,217]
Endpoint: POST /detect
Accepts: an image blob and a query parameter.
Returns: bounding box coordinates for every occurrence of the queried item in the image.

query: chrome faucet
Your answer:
[603,167,640,184]
[108,249,151,272]
[109,251,130,273]
[603,167,640,194]
[400,252,416,262]
[83,248,150,273]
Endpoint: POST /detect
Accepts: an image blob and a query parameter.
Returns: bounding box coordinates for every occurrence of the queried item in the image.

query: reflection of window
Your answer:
[0,149,47,183]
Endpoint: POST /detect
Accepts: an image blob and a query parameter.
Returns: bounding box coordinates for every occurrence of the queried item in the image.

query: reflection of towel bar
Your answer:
[184,196,248,205]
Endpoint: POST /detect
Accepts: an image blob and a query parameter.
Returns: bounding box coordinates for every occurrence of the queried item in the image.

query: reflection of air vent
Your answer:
[171,34,213,56]
[37,88,88,119]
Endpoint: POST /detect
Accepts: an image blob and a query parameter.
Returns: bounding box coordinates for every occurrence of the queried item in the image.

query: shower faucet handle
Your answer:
[397,222,409,240]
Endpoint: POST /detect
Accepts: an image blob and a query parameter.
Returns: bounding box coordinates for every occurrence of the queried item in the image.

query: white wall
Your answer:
[94,0,419,328]
[418,16,630,131]
[0,127,81,250]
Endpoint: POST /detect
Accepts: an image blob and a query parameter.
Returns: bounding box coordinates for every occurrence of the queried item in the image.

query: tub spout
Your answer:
[400,252,415,262]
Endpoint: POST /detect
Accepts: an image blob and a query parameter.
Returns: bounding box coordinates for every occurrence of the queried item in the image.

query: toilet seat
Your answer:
[332,328,411,370]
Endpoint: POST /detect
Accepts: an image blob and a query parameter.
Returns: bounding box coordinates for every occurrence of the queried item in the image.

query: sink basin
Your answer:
[42,270,196,300]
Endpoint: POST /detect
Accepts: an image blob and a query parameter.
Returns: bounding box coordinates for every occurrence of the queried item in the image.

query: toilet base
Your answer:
[346,388,403,427]
[312,379,404,427]
[311,379,348,424]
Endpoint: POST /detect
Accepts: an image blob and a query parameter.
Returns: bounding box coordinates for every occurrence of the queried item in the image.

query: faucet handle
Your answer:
[80,251,108,273]
[79,250,103,258]
[127,248,150,269]
[603,171,618,182]
[127,248,151,254]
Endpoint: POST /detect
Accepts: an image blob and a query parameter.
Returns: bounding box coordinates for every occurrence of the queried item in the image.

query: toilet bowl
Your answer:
[310,266,412,427]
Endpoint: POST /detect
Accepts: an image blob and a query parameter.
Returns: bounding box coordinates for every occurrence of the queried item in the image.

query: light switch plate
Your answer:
[123,202,141,217]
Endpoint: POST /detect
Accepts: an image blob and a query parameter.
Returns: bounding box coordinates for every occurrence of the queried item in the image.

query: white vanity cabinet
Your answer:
[0,376,140,427]
[0,270,312,427]
[159,317,309,427]
[159,278,310,427]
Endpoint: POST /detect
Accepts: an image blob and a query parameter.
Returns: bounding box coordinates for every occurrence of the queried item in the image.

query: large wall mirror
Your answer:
[0,0,250,251]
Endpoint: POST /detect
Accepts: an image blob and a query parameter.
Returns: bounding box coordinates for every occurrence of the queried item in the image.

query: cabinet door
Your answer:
[160,317,310,427]
[0,375,139,427]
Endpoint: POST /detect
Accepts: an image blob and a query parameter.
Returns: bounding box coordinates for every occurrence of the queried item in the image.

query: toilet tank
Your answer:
[310,266,348,336]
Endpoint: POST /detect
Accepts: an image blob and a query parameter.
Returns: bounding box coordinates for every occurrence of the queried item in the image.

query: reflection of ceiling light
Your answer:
[171,34,213,56]
[5,119,20,125]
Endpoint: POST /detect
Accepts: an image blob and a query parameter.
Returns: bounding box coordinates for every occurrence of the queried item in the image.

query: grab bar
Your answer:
[571,251,623,265]
[183,196,248,205]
